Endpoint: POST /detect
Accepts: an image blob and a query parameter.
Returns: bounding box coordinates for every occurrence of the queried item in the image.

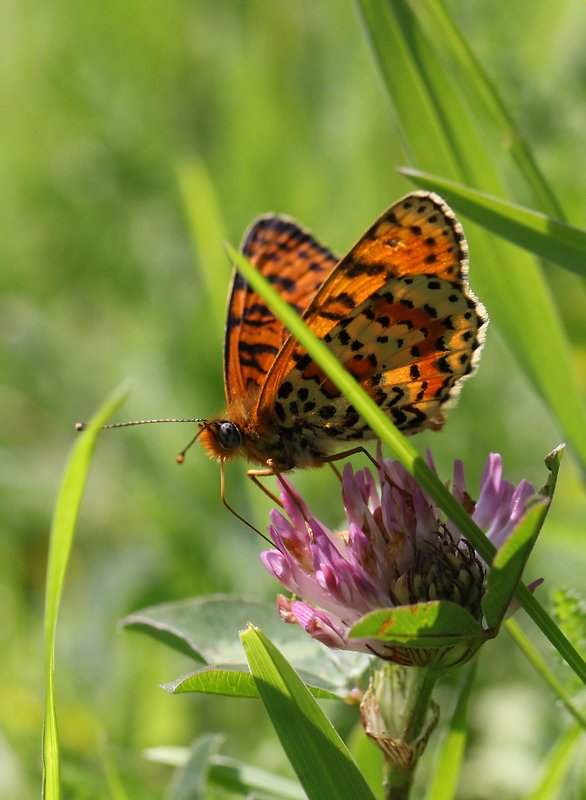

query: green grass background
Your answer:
[2,1,585,797]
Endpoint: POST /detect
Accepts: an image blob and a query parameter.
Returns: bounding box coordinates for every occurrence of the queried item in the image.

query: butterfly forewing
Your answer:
[256,193,487,440]
[223,216,339,405]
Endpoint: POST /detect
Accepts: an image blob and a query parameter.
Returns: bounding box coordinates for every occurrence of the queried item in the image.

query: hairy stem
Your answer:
[383,667,438,800]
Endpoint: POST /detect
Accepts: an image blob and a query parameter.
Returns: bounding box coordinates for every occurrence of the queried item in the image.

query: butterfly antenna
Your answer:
[75,417,208,463]
[75,417,207,432]
[175,423,208,464]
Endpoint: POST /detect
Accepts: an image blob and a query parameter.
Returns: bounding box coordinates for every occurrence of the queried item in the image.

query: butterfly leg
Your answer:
[322,445,380,471]
[220,462,273,544]
[248,461,319,533]
[328,462,343,482]
[246,467,284,508]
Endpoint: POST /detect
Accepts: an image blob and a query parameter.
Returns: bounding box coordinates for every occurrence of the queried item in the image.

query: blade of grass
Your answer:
[42,383,132,800]
[98,734,130,800]
[524,722,584,800]
[401,170,586,279]
[355,0,586,473]
[177,158,230,337]
[226,243,586,685]
[241,626,375,800]
[411,0,564,218]
[347,726,384,800]
[166,735,222,800]
[504,619,586,729]
[425,662,477,800]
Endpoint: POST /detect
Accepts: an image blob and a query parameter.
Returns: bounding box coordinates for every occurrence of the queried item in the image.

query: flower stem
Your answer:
[383,667,439,800]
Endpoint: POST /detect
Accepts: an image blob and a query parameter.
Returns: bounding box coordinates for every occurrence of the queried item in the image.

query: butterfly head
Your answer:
[197,419,245,462]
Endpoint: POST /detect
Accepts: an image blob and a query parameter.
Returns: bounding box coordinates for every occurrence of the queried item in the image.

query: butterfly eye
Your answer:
[215,421,243,450]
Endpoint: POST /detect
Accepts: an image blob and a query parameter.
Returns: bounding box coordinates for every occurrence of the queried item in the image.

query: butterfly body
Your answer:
[198,402,335,472]
[199,192,487,473]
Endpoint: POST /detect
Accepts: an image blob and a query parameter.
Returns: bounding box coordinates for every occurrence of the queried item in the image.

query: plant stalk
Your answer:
[383,667,438,800]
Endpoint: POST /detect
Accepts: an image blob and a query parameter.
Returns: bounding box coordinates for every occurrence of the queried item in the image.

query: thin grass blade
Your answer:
[411,1,564,217]
[166,735,222,800]
[425,662,477,800]
[177,158,230,336]
[504,620,586,729]
[355,0,586,472]
[42,383,132,799]
[525,722,584,800]
[401,170,586,278]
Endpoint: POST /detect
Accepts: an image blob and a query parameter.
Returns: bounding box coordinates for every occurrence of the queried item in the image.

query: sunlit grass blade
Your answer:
[355,0,586,473]
[410,1,564,218]
[400,170,586,278]
[504,620,586,730]
[177,158,230,337]
[348,726,384,800]
[42,383,132,800]
[482,501,549,630]
[240,626,376,800]
[227,243,586,685]
[425,662,477,800]
[355,0,457,175]
[98,735,130,800]
[357,0,497,186]
[524,722,584,800]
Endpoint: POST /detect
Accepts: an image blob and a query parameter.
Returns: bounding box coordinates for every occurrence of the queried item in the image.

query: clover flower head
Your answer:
[261,451,544,667]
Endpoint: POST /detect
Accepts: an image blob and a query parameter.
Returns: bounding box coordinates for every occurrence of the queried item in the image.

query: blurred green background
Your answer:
[2,1,585,797]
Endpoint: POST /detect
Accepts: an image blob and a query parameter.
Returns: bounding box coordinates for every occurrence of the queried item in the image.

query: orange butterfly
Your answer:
[196,192,487,477]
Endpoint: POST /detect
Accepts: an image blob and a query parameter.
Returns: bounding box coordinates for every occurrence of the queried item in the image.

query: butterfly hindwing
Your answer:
[223,215,339,404]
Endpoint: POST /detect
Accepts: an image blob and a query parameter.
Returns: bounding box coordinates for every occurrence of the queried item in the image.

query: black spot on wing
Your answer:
[238,341,279,374]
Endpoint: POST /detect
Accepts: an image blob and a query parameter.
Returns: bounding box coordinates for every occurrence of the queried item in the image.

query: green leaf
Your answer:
[241,626,376,800]
[349,602,485,648]
[425,662,477,800]
[123,595,369,699]
[164,666,260,698]
[164,664,342,701]
[149,747,307,800]
[166,735,223,800]
[356,0,586,474]
[542,444,565,501]
[42,383,132,800]
[483,446,562,629]
[482,501,549,630]
[400,170,586,278]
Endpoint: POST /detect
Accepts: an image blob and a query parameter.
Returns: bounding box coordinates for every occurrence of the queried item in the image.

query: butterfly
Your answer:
[196,191,488,477]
